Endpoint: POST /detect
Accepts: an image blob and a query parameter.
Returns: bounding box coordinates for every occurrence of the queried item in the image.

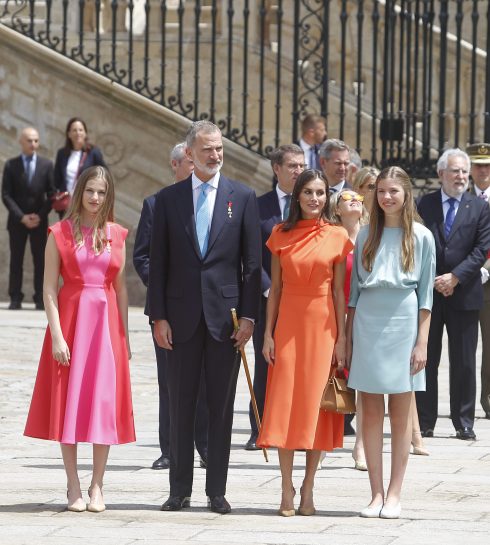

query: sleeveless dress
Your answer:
[24,220,135,445]
[257,219,353,451]
[347,223,436,394]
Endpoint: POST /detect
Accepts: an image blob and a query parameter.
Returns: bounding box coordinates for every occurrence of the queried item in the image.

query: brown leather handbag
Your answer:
[320,368,356,414]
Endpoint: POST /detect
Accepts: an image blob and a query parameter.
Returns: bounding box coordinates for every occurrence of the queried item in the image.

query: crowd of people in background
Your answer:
[2,116,490,518]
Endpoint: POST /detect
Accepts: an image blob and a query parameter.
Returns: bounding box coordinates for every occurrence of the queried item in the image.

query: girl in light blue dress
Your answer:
[346,166,436,520]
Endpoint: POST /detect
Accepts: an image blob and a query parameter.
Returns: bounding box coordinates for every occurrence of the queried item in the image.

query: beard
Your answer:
[193,156,222,177]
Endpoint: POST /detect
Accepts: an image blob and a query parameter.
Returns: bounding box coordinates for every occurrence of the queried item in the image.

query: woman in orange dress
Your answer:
[258,169,353,516]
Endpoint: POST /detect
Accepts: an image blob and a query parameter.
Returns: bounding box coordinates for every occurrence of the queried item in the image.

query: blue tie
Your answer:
[310,147,316,169]
[283,194,291,221]
[445,198,456,238]
[25,155,33,184]
[196,183,211,256]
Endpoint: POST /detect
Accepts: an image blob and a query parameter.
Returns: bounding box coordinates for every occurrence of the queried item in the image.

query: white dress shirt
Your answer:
[275,184,291,220]
[192,170,220,216]
[66,150,82,194]
[21,153,37,182]
[299,138,315,169]
[474,185,490,201]
[441,188,462,222]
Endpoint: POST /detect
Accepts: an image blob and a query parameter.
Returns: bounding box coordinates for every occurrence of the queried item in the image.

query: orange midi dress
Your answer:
[257,219,353,451]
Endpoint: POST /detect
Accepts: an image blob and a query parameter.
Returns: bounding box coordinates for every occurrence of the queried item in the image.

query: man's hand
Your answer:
[434,273,459,297]
[154,319,173,350]
[231,318,254,350]
[21,214,40,229]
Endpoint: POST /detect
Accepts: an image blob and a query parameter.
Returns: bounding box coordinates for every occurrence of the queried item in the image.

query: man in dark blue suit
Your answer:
[133,142,207,471]
[319,138,353,193]
[416,148,490,440]
[244,144,305,450]
[295,114,326,170]
[2,127,54,310]
[149,121,261,514]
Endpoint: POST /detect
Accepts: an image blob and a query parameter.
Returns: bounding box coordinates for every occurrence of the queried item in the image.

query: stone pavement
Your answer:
[0,304,488,545]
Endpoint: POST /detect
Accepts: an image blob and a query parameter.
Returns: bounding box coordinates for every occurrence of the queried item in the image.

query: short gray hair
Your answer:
[170,142,187,163]
[319,138,350,160]
[437,148,470,172]
[186,120,221,148]
[349,148,362,169]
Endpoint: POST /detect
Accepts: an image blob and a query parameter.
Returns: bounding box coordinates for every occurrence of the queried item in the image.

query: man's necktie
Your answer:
[25,155,33,184]
[196,183,211,256]
[283,194,291,220]
[479,192,488,201]
[445,197,456,238]
[310,147,316,170]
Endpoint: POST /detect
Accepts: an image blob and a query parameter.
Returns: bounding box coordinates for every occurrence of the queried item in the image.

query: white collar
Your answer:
[441,188,462,203]
[192,171,220,191]
[276,184,290,199]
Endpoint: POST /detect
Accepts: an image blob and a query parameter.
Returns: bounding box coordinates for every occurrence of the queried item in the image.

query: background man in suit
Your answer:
[296,114,327,169]
[2,127,54,310]
[149,121,261,514]
[244,144,305,451]
[133,142,208,471]
[466,143,490,419]
[416,148,490,440]
[319,138,352,193]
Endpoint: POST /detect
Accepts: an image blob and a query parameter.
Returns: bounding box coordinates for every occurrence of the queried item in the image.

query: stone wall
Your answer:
[0,25,272,306]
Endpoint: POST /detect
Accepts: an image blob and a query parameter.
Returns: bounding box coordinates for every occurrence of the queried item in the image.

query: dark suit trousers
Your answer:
[480,282,490,414]
[416,297,479,431]
[249,296,268,436]
[166,314,240,497]
[8,221,47,303]
[151,326,208,457]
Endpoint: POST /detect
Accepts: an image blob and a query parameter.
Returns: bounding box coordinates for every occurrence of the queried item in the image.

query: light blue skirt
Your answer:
[348,287,425,394]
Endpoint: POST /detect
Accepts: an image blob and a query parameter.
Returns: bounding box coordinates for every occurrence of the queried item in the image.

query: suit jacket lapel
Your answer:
[207,175,233,256]
[175,177,202,260]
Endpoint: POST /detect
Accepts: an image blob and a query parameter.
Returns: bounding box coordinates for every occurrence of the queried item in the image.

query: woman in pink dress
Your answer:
[24,166,135,513]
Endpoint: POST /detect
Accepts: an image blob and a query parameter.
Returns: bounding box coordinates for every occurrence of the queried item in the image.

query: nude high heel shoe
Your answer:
[67,490,86,513]
[87,485,106,513]
[298,487,316,516]
[278,487,296,517]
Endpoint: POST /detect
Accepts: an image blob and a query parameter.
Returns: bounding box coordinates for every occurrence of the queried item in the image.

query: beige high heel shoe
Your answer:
[67,490,86,512]
[298,487,316,516]
[87,485,106,513]
[278,487,296,517]
[411,431,429,456]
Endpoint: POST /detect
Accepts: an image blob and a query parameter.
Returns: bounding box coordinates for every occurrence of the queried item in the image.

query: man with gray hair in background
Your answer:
[319,138,352,193]
[416,148,490,441]
[133,142,208,472]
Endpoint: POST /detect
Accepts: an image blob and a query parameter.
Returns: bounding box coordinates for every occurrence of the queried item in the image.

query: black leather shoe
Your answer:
[344,422,356,436]
[8,301,22,310]
[35,301,45,311]
[161,495,191,511]
[152,454,170,470]
[485,412,490,420]
[456,427,476,440]
[244,435,260,451]
[207,495,231,514]
[420,429,434,438]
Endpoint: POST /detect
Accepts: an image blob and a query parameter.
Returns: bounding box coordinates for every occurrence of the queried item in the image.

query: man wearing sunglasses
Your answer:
[244,144,305,451]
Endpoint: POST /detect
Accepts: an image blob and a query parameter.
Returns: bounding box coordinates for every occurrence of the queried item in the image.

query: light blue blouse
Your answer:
[349,222,436,310]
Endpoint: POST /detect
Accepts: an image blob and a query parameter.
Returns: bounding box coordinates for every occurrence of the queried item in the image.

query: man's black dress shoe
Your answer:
[35,301,45,311]
[244,435,260,451]
[420,429,434,438]
[485,412,490,420]
[207,495,231,514]
[456,427,476,441]
[152,454,170,470]
[344,422,356,436]
[8,301,22,310]
[161,495,191,511]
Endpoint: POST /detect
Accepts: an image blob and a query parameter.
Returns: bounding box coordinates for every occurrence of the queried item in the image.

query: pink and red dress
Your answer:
[24,220,135,445]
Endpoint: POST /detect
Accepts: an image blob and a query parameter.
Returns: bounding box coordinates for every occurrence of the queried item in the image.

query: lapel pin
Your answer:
[227,201,233,218]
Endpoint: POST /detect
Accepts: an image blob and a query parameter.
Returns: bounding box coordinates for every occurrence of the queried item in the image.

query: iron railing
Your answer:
[1,0,490,179]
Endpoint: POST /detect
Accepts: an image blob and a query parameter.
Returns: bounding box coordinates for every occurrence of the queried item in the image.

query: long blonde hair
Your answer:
[65,166,115,255]
[362,166,422,273]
